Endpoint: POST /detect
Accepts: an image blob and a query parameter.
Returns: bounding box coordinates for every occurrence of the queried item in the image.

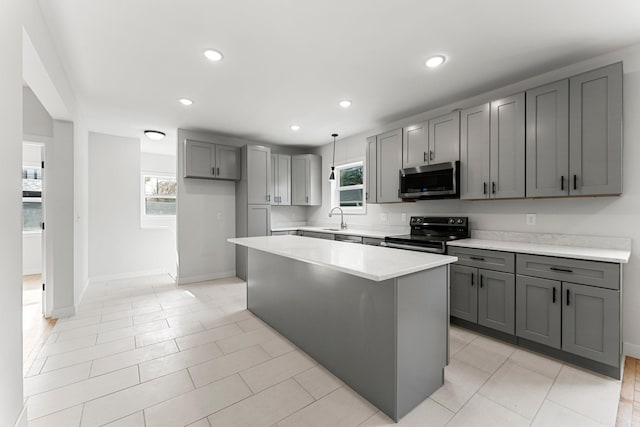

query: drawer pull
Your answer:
[552,287,556,303]
[550,267,573,273]
[566,289,570,306]
[471,274,474,286]
[483,182,487,195]
[561,176,564,191]
[480,275,484,288]
[469,256,486,261]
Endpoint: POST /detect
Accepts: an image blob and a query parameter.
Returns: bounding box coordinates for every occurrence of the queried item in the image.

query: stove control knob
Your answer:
[416,218,423,223]
[449,218,455,224]
[457,219,464,224]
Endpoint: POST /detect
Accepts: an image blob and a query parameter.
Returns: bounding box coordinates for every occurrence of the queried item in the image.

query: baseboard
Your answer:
[88,269,166,284]
[14,403,27,427]
[177,270,237,285]
[50,305,76,319]
[623,341,640,359]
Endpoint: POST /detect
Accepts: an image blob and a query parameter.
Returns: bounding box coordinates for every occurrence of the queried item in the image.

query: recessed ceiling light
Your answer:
[144,130,166,141]
[204,49,223,62]
[339,99,352,108]
[290,125,300,131]
[179,98,193,106]
[425,55,446,68]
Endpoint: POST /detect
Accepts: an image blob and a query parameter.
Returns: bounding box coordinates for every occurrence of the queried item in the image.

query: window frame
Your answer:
[330,160,366,214]
[140,172,177,228]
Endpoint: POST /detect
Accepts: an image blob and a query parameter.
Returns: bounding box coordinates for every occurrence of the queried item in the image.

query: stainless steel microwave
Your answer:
[399,161,460,200]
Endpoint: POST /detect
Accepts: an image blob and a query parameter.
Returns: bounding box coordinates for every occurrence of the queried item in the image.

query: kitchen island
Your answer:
[227,235,457,421]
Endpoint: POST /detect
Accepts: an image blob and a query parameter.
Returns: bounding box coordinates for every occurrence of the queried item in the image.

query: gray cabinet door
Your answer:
[562,282,620,366]
[376,129,402,203]
[247,145,271,204]
[460,103,490,200]
[184,139,215,178]
[515,275,561,349]
[569,62,623,196]
[366,136,377,203]
[526,80,569,197]
[270,154,278,205]
[215,144,240,180]
[490,93,525,199]
[450,265,477,323]
[402,121,428,168]
[429,111,460,164]
[277,154,291,205]
[247,204,270,237]
[477,269,515,334]
[291,154,309,205]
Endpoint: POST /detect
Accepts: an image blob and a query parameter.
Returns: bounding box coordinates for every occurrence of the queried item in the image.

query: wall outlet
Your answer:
[217,212,223,220]
[526,213,536,226]
[401,213,407,222]
[380,213,388,223]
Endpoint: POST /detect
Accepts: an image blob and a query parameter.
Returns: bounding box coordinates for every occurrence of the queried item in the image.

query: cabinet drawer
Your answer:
[301,231,334,240]
[447,247,515,273]
[516,254,619,290]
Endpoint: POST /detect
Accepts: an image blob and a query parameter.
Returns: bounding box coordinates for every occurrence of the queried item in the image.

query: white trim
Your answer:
[331,160,366,214]
[23,134,53,144]
[88,269,168,284]
[177,270,237,285]
[623,341,640,359]
[13,404,27,427]
[50,305,76,319]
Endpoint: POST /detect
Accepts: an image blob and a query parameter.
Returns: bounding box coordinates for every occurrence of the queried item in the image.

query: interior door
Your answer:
[40,144,46,316]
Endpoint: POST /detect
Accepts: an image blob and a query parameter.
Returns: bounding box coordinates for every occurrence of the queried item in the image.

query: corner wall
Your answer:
[309,43,640,356]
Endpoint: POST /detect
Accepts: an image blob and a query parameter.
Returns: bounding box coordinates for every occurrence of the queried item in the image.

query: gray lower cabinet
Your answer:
[247,205,270,237]
[366,136,378,203]
[526,80,569,197]
[516,275,561,349]
[300,230,334,240]
[376,129,402,203]
[569,62,623,196]
[363,237,383,246]
[450,265,477,323]
[478,269,515,334]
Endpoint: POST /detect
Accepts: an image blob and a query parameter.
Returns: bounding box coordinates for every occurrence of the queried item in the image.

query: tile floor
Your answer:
[24,274,623,426]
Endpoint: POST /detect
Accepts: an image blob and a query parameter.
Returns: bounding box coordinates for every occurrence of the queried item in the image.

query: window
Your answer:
[142,174,177,224]
[331,161,366,214]
[22,167,42,232]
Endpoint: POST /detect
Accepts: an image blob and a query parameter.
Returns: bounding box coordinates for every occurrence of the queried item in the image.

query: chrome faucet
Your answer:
[329,207,347,229]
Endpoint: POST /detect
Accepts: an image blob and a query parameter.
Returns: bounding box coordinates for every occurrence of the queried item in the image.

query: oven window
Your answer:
[401,168,454,195]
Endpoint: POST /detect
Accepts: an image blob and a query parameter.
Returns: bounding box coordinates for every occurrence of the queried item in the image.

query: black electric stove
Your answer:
[382,216,469,253]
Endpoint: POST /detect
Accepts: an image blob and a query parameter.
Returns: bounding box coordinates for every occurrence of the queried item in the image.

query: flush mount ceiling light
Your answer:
[290,124,300,131]
[178,98,193,106]
[204,49,223,62]
[329,133,338,181]
[144,130,166,141]
[425,55,446,68]
[339,99,352,109]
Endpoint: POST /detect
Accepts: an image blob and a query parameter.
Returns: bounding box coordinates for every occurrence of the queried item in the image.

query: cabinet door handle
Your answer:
[573,174,577,190]
[550,267,573,273]
[566,289,570,306]
[471,274,474,286]
[423,152,427,162]
[561,176,564,191]
[217,167,220,175]
[483,182,487,195]
[429,150,434,161]
[267,195,270,202]
[492,182,496,194]
[305,196,309,203]
[552,287,556,303]
[469,256,485,261]
[212,167,215,175]
[480,275,484,288]
[366,192,369,200]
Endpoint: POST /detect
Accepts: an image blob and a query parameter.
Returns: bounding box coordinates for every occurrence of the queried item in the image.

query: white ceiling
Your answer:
[39,0,640,148]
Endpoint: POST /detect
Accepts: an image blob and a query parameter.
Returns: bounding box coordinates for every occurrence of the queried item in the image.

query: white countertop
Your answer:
[271,225,405,239]
[448,238,631,264]
[228,235,457,281]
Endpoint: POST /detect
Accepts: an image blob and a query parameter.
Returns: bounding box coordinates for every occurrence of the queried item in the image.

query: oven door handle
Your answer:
[380,241,444,253]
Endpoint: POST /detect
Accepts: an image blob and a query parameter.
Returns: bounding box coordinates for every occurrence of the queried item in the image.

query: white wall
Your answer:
[309,43,640,355]
[88,132,176,280]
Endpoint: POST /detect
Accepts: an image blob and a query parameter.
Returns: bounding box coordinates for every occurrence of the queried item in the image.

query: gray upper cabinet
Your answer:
[366,136,377,203]
[526,80,569,197]
[429,111,460,164]
[215,144,241,180]
[490,93,525,199]
[184,139,240,180]
[450,264,478,323]
[291,154,321,206]
[569,62,623,196]
[460,103,490,200]
[402,121,428,168]
[562,282,620,366]
[377,129,402,203]
[516,275,561,349]
[270,154,291,206]
[478,269,515,334]
[247,145,271,204]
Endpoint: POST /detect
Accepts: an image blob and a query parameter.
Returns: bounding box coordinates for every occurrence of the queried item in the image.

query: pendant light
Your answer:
[329,133,338,181]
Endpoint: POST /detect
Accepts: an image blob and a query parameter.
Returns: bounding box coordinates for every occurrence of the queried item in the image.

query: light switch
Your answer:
[526,213,536,225]
[401,213,407,222]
